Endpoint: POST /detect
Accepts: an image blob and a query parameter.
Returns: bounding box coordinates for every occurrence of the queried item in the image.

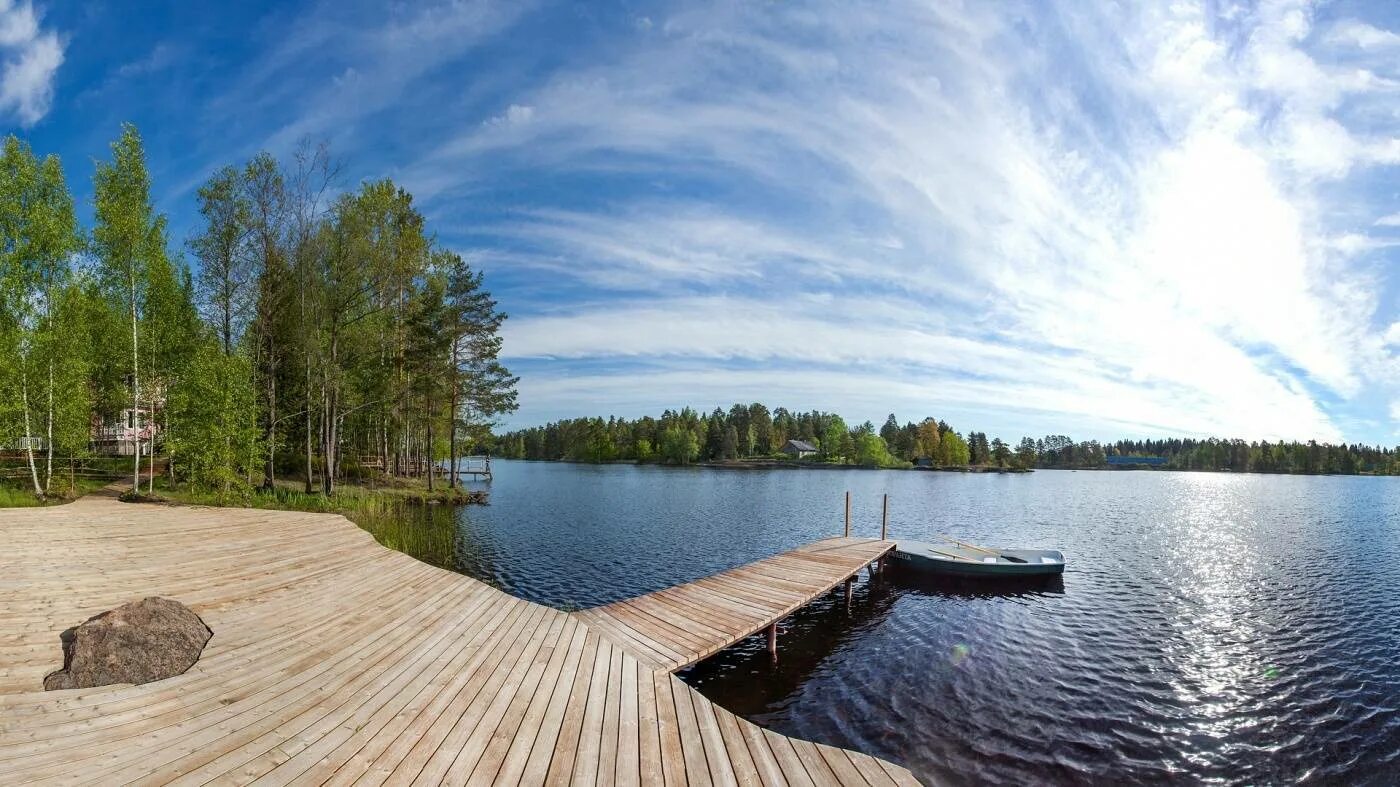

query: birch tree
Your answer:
[189,165,252,355]
[0,137,81,497]
[93,124,163,488]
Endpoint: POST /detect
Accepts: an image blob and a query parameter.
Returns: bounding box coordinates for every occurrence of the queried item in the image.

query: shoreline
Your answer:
[497,456,1034,473]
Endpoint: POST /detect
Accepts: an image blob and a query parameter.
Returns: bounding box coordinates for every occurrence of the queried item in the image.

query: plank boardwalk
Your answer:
[570,538,895,672]
[0,493,916,785]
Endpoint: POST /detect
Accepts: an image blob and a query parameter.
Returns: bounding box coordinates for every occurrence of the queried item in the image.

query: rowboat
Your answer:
[892,538,1065,578]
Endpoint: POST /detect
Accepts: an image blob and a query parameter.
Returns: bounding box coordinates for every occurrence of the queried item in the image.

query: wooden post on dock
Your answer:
[881,494,889,540]
[844,491,851,537]
[767,622,778,659]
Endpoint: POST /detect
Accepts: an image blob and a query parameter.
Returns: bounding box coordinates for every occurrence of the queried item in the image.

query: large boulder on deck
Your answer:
[43,597,212,691]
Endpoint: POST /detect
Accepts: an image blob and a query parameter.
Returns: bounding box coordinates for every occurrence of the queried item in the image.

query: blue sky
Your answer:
[5,1,1400,443]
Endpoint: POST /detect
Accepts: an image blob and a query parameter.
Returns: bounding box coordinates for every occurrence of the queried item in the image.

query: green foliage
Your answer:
[937,431,971,465]
[500,405,912,469]
[0,477,107,507]
[189,165,253,354]
[821,417,848,461]
[659,426,700,465]
[0,135,86,495]
[167,342,261,498]
[990,437,1011,467]
[854,431,901,467]
[44,282,96,458]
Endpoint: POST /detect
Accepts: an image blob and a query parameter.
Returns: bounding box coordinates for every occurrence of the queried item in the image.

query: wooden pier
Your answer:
[572,538,894,672]
[0,493,914,784]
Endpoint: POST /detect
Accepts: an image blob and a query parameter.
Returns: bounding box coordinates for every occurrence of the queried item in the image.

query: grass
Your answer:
[145,476,464,570]
[0,476,110,507]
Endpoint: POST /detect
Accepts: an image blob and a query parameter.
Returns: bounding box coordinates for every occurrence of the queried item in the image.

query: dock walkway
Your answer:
[572,538,893,672]
[0,495,914,785]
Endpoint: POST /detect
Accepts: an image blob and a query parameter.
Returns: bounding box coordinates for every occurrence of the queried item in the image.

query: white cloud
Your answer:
[412,1,1400,442]
[0,0,63,126]
[116,43,176,79]
[484,103,534,127]
[1376,213,1400,228]
[213,0,534,156]
[1327,19,1400,51]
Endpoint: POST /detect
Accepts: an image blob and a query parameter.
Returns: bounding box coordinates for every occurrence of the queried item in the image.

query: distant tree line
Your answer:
[492,406,980,468]
[494,407,1400,477]
[1042,436,1400,475]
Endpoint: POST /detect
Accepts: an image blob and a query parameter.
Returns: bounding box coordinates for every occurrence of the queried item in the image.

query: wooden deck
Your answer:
[0,494,916,785]
[571,538,895,672]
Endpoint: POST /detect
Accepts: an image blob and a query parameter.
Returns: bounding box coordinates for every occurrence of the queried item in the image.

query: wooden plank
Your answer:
[567,637,614,786]
[813,744,873,786]
[320,593,524,786]
[846,751,900,787]
[361,600,543,784]
[713,707,761,786]
[787,740,843,785]
[316,595,526,786]
[736,720,790,787]
[635,655,663,787]
[651,669,687,787]
[406,603,556,785]
[614,652,641,787]
[667,676,713,787]
[480,619,586,786]
[690,687,740,786]
[538,632,601,785]
[596,645,624,787]
[449,611,571,785]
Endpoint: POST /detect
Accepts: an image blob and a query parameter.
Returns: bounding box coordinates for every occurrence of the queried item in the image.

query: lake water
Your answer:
[416,460,1400,785]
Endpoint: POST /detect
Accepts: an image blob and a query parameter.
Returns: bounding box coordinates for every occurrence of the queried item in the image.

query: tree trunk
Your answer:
[449,338,459,490]
[426,388,435,492]
[21,364,42,497]
[264,371,276,490]
[147,335,156,494]
[165,409,175,482]
[44,358,53,494]
[326,333,338,496]
[320,382,331,495]
[304,353,314,494]
[130,278,140,490]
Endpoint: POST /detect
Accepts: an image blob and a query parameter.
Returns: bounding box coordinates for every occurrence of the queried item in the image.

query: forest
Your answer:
[0,126,516,502]
[494,408,1400,476]
[494,408,983,468]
